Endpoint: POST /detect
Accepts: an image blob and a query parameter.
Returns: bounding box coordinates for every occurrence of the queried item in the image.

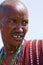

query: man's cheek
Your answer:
[24,25,28,32]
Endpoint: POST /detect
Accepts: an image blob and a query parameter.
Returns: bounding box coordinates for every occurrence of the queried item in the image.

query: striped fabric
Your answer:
[22,40,43,65]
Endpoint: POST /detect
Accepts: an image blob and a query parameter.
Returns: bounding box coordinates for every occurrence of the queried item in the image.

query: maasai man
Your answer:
[0,0,43,65]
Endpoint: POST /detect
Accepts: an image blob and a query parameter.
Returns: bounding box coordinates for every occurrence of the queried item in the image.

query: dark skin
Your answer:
[0,1,28,55]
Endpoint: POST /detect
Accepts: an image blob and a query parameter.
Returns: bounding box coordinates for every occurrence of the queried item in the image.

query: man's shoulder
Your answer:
[24,39,43,45]
[22,39,43,65]
[22,40,43,61]
[23,40,36,47]
[23,39,43,50]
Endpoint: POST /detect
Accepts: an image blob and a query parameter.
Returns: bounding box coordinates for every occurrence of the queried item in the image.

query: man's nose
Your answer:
[16,24,23,32]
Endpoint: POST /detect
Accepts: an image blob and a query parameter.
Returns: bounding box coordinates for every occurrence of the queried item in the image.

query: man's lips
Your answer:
[10,32,24,41]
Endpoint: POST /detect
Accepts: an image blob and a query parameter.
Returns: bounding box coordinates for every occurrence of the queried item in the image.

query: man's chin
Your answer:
[9,40,23,47]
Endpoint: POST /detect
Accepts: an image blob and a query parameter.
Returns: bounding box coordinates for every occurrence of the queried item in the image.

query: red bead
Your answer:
[2,59,7,65]
[13,61,16,65]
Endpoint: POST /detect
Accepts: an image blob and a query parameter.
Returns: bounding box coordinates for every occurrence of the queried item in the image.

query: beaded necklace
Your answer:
[0,40,24,65]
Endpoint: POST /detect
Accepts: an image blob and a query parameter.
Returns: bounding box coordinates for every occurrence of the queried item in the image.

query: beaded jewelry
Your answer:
[0,40,24,65]
[0,45,22,65]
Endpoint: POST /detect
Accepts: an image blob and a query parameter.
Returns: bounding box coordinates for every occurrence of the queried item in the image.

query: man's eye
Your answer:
[9,20,14,23]
[22,20,28,26]
[8,19,16,24]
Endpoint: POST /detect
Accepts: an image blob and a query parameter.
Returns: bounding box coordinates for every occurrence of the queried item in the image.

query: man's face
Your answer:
[1,5,28,47]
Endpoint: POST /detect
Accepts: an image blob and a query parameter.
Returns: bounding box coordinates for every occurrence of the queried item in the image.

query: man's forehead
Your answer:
[0,0,28,23]
[1,5,28,19]
[1,0,28,14]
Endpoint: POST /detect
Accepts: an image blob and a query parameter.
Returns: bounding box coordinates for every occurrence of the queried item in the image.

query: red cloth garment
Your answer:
[0,40,43,65]
[22,40,43,65]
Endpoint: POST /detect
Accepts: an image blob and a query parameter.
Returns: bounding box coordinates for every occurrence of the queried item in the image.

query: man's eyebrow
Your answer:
[23,19,28,21]
[9,18,17,20]
[7,17,16,19]
[8,18,17,23]
[6,17,17,21]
